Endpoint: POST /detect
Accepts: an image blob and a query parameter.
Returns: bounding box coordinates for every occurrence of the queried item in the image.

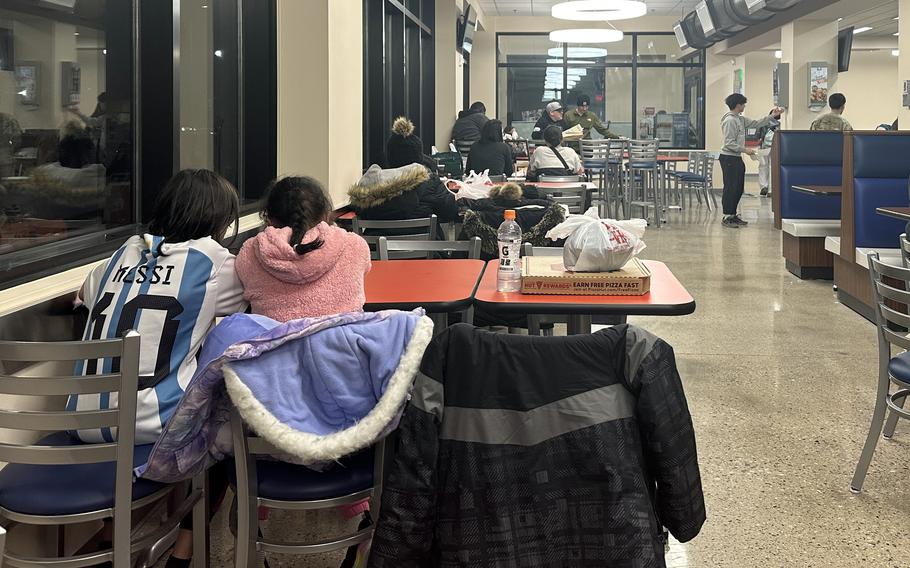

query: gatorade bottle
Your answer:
[497,209,522,292]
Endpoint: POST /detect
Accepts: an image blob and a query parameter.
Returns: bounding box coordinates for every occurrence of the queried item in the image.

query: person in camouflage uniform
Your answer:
[810,93,852,131]
[564,94,620,139]
[0,111,23,179]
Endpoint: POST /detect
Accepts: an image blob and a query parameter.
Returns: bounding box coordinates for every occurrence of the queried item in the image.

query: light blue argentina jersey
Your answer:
[70,234,245,444]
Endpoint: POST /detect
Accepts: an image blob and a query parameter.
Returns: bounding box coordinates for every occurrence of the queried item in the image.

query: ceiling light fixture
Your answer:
[894,32,900,37]
[548,47,608,58]
[774,50,782,59]
[893,49,900,56]
[853,26,873,34]
[549,28,624,43]
[552,0,647,21]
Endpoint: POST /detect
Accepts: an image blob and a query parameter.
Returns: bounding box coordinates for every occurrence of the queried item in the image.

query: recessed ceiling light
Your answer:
[894,16,899,20]
[549,28,624,43]
[893,49,900,56]
[774,50,782,59]
[894,32,900,36]
[837,17,843,22]
[552,0,647,21]
[853,26,873,34]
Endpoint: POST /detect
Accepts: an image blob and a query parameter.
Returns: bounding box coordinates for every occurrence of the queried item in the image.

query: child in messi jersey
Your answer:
[74,169,246,568]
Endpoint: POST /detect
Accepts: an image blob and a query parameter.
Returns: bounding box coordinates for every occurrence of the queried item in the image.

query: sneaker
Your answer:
[760,187,769,196]
[733,215,748,226]
[721,217,740,229]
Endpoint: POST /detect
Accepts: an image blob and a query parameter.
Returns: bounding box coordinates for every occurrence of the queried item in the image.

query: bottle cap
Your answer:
[504,209,516,220]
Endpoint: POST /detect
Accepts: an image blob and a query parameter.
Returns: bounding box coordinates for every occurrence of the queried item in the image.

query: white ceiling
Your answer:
[836,0,898,38]
[474,0,702,18]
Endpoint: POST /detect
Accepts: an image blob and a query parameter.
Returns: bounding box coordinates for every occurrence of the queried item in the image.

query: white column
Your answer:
[469,23,497,119]
[435,0,458,148]
[899,0,910,128]
[276,0,362,205]
[780,20,839,130]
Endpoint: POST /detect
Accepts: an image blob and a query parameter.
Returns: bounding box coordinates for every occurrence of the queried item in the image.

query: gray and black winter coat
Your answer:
[369,323,706,568]
[348,164,459,231]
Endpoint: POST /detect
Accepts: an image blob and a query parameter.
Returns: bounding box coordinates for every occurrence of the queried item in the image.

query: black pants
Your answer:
[719,154,746,216]
[179,461,230,530]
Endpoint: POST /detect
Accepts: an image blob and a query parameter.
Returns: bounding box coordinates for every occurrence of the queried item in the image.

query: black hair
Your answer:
[480,119,504,143]
[469,101,486,114]
[58,134,94,168]
[577,94,590,106]
[148,169,240,246]
[543,124,563,147]
[829,93,846,110]
[725,93,748,110]
[261,176,334,255]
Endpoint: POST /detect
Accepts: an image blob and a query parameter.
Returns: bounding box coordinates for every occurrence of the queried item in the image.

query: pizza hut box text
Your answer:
[521,256,651,296]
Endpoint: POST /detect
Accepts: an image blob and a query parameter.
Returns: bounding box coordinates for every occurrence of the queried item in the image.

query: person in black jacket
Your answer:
[465,119,514,177]
[368,323,706,567]
[386,116,436,170]
[348,163,458,238]
[531,100,569,140]
[451,101,488,142]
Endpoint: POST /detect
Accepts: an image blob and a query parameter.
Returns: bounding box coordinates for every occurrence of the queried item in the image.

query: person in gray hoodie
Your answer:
[719,93,784,228]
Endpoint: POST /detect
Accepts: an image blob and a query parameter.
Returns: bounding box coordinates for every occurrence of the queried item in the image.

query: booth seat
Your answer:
[833,133,910,320]
[773,131,845,280]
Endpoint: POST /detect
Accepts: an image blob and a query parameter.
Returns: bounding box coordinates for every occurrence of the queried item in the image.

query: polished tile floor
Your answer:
[189,188,910,567]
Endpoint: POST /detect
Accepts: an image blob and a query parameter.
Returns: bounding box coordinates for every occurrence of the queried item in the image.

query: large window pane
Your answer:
[636,34,685,63]
[567,36,632,64]
[637,66,703,148]
[604,67,634,138]
[499,67,551,138]
[0,2,135,285]
[498,35,558,64]
[179,0,240,192]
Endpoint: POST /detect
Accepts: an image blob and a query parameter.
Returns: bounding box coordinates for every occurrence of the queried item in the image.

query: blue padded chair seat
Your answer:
[888,352,910,385]
[676,174,706,183]
[629,161,657,169]
[231,448,374,502]
[0,433,163,516]
[583,159,607,169]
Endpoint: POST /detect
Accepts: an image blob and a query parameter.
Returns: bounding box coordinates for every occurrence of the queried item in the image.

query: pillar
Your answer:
[899,0,910,128]
[435,0,458,148]
[780,20,839,130]
[469,22,497,119]
[276,0,362,205]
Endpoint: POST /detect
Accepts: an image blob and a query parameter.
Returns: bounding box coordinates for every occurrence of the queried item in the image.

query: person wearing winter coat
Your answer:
[386,116,437,170]
[235,176,371,321]
[348,163,458,237]
[719,93,784,229]
[459,182,565,259]
[368,323,706,567]
[464,119,514,177]
[451,101,488,143]
[531,100,570,140]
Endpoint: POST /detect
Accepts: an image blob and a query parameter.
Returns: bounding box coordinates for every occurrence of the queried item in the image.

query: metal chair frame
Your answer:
[352,215,438,260]
[377,236,481,261]
[537,175,584,183]
[0,332,206,568]
[521,244,565,337]
[900,233,910,268]
[851,252,910,492]
[580,140,610,215]
[605,139,629,219]
[535,185,589,215]
[625,140,661,226]
[231,408,386,567]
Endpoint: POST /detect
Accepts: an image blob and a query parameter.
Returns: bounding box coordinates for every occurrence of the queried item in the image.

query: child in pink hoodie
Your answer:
[236,176,371,321]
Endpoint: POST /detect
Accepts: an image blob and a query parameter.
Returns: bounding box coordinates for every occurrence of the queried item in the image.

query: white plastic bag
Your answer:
[451,170,495,201]
[545,207,647,272]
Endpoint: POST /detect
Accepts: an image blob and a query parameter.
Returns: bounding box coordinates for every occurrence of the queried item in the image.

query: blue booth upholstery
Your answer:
[851,135,910,249]
[778,132,843,220]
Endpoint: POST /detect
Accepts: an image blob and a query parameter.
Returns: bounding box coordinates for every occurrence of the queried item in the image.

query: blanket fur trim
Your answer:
[347,166,430,209]
[223,315,434,464]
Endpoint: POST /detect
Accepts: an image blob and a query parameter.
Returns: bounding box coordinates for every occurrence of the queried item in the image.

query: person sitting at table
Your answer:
[451,101,488,143]
[459,182,566,260]
[235,175,371,320]
[348,162,458,239]
[386,116,437,170]
[32,128,106,190]
[465,119,514,178]
[531,101,570,141]
[526,125,584,182]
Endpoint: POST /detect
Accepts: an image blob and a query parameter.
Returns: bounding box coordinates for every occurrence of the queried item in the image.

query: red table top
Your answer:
[474,259,695,316]
[364,259,487,313]
[622,153,690,162]
[335,211,356,221]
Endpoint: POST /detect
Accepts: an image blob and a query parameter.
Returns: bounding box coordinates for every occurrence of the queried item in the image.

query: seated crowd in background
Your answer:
[451,101,488,143]
[465,119,515,177]
[527,125,585,181]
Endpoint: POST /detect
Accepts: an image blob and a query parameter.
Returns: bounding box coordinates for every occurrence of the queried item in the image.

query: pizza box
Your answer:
[521,256,651,296]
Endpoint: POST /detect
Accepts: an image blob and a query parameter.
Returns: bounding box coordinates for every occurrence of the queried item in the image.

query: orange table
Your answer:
[364,259,487,328]
[474,259,695,334]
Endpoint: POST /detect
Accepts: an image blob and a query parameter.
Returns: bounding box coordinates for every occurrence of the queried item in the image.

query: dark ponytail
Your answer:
[261,176,334,255]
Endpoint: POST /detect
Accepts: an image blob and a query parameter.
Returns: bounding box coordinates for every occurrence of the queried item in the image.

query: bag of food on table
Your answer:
[545,207,647,272]
[451,170,495,200]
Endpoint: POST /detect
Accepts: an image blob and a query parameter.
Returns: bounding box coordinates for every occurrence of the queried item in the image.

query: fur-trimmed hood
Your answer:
[348,164,430,209]
[136,309,433,482]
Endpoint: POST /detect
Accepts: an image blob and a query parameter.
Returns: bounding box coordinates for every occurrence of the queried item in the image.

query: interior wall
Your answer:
[833,50,900,129]
[435,0,458,148]
[276,0,362,206]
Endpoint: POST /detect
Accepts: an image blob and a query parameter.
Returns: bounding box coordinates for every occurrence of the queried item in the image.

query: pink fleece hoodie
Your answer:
[235,223,371,322]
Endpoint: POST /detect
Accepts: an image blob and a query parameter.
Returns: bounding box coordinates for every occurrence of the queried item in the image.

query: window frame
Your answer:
[495,31,706,149]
